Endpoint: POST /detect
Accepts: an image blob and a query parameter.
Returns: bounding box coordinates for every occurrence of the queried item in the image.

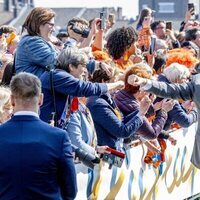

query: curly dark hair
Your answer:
[106,26,138,60]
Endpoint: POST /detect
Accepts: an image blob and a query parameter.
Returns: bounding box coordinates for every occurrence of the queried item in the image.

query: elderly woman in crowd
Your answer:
[50,48,109,156]
[15,7,59,78]
[40,47,124,126]
[156,62,198,130]
[0,86,12,124]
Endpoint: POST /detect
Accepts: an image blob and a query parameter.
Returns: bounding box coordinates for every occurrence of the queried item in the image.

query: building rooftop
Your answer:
[52,8,83,29]
[0,3,13,26]
[51,7,129,32]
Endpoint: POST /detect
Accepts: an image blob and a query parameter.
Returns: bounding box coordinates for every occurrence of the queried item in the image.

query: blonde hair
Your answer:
[163,63,190,83]
[0,86,11,113]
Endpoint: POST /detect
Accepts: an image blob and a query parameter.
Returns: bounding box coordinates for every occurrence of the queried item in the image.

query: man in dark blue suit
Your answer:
[0,72,77,200]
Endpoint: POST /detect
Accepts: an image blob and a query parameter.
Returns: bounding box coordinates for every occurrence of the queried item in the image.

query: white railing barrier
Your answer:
[75,123,200,200]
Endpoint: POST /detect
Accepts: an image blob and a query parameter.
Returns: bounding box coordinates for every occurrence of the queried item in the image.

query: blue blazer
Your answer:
[40,69,107,123]
[87,93,143,149]
[0,115,77,200]
[66,103,96,155]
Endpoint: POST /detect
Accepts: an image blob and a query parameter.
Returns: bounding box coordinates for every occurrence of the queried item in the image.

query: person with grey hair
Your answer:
[40,47,124,124]
[56,47,88,75]
[162,63,190,84]
[153,63,197,131]
[0,72,77,199]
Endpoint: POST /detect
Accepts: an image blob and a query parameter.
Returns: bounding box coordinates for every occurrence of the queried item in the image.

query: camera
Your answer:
[73,145,100,169]
[69,22,90,38]
[101,147,125,169]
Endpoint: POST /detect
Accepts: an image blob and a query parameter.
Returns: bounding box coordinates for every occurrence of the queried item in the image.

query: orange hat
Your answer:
[6,32,17,45]
[166,48,199,68]
[92,50,111,61]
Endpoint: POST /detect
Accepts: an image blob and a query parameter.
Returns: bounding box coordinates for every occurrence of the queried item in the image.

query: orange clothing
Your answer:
[92,49,133,72]
[115,58,134,72]
[92,50,111,62]
[166,48,199,68]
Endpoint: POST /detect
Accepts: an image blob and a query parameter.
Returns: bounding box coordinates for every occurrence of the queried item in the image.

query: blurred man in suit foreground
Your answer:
[0,72,77,200]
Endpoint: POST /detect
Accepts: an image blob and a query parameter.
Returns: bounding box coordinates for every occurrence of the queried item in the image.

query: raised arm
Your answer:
[88,99,143,139]
[127,74,195,101]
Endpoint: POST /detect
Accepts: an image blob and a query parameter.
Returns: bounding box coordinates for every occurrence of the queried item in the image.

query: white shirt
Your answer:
[14,111,39,118]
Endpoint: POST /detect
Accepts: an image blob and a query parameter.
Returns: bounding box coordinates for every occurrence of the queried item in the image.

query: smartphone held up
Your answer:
[149,36,156,55]
[100,12,105,30]
[188,3,195,15]
[166,21,172,30]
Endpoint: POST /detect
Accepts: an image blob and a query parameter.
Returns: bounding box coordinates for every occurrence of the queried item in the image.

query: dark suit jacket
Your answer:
[40,69,107,123]
[0,115,77,200]
[87,93,143,149]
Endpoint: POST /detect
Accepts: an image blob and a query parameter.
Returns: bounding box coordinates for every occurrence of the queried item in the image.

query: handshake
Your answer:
[127,74,148,87]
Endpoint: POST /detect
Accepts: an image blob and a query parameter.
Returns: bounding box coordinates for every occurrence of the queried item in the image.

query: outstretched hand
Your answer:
[127,74,147,87]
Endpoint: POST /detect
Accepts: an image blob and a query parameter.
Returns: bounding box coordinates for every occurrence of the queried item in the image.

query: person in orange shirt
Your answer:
[106,26,141,72]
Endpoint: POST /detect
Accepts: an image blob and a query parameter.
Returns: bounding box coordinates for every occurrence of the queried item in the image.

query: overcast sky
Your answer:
[34,0,139,19]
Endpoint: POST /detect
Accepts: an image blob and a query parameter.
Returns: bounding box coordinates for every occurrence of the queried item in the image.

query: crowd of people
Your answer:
[0,5,200,199]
